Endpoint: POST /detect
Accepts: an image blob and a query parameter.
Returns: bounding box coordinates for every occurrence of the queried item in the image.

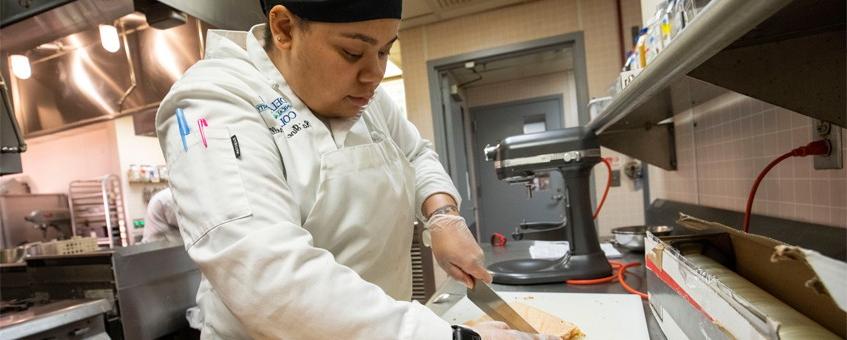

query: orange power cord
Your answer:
[567,158,649,299]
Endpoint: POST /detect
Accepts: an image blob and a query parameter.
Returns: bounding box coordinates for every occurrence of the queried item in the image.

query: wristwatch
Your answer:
[422,204,460,247]
[452,325,481,340]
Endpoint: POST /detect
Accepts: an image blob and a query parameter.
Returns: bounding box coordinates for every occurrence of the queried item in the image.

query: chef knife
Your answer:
[467,279,539,334]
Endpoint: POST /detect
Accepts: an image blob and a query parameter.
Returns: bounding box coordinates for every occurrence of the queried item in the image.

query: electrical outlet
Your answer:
[813,120,842,170]
[611,170,621,187]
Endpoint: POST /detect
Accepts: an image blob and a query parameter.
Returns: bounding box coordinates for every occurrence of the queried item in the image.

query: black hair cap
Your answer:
[260,0,402,22]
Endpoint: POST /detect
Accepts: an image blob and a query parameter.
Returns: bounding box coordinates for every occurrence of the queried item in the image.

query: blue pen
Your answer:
[176,108,191,151]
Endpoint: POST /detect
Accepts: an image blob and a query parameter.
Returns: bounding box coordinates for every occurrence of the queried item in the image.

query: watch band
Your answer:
[426,204,459,221]
[452,325,482,340]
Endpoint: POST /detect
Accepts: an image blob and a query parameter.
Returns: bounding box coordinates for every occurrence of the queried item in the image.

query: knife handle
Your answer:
[452,325,482,340]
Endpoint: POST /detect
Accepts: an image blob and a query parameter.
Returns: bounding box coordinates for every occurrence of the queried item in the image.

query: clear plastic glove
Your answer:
[470,321,561,340]
[427,214,492,288]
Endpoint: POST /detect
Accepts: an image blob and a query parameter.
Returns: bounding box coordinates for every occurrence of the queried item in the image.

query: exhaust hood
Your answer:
[0,0,263,53]
[0,0,264,137]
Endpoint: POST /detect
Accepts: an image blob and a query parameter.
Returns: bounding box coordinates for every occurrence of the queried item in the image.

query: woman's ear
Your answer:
[268,5,295,50]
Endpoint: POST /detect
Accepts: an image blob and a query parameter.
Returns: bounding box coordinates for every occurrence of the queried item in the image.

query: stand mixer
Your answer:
[25,209,70,240]
[483,126,612,284]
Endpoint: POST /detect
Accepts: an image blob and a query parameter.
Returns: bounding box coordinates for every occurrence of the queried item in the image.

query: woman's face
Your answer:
[269,8,399,118]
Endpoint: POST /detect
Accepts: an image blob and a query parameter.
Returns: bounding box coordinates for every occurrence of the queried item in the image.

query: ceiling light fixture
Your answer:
[99,24,121,53]
[10,55,31,79]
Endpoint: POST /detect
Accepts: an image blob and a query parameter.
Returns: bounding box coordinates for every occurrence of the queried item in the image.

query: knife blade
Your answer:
[467,279,539,334]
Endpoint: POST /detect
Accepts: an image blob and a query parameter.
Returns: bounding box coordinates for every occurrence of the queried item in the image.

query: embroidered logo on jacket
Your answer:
[256,96,298,134]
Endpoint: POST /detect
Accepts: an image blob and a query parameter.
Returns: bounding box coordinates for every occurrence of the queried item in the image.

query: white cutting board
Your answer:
[440,292,649,340]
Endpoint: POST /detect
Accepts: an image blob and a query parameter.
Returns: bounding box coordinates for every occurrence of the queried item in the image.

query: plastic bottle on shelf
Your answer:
[646,1,667,64]
[671,0,687,39]
[149,165,161,183]
[623,51,636,72]
[128,164,142,182]
[157,165,169,182]
[646,31,659,64]
[139,165,151,183]
[683,0,712,26]
[635,27,649,69]
[661,0,675,47]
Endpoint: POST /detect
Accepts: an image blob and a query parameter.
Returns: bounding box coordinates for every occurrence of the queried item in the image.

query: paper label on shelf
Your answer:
[620,69,642,91]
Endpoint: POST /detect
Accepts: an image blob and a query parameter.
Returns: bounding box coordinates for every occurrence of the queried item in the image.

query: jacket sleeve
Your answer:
[373,88,462,221]
[156,73,452,340]
[142,189,181,244]
[141,190,172,243]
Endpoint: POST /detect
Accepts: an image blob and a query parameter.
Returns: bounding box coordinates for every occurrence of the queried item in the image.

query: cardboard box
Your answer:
[645,213,846,339]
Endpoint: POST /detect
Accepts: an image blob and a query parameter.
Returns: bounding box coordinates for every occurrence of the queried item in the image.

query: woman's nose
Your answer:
[358,57,384,85]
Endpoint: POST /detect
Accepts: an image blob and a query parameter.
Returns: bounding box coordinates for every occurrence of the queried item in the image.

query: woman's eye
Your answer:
[343,50,362,59]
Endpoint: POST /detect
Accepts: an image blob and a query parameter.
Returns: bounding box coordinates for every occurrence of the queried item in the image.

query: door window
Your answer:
[523,114,547,134]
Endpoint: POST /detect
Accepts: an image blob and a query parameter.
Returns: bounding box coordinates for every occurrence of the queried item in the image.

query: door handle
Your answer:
[70,326,91,336]
[519,220,565,230]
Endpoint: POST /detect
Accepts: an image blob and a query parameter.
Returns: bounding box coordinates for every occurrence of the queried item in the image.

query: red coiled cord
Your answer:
[593,158,613,220]
[743,140,830,233]
[567,261,648,299]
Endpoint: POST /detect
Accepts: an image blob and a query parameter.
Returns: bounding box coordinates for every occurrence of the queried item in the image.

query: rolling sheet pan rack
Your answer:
[69,175,130,248]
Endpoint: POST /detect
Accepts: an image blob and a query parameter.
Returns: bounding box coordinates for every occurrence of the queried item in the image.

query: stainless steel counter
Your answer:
[0,299,111,339]
[426,240,666,339]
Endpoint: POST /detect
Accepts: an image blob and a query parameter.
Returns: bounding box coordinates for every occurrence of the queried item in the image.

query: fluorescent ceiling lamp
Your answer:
[99,24,120,53]
[384,60,402,78]
[10,55,31,79]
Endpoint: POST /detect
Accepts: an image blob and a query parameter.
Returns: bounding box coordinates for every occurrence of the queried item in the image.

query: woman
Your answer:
[157,0,555,339]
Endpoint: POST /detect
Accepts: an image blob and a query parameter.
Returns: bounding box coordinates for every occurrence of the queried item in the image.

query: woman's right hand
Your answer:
[470,321,561,340]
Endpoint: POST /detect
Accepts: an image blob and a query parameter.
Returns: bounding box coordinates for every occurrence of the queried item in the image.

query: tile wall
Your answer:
[649,82,847,228]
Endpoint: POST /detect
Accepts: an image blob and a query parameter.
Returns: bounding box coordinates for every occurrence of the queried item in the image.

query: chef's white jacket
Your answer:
[156,24,460,339]
[141,188,181,243]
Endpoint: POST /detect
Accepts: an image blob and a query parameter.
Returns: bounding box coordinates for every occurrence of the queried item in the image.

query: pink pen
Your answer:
[197,118,208,148]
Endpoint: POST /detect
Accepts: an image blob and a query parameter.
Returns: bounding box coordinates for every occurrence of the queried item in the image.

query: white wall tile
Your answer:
[650,82,847,228]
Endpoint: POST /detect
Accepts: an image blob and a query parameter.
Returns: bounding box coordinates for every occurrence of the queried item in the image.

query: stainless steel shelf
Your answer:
[588,0,845,170]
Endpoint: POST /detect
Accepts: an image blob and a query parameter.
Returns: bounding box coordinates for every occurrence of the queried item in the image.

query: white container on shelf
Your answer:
[588,97,613,121]
[127,164,142,182]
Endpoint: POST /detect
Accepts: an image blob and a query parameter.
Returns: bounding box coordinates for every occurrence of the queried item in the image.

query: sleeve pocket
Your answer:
[168,126,252,246]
